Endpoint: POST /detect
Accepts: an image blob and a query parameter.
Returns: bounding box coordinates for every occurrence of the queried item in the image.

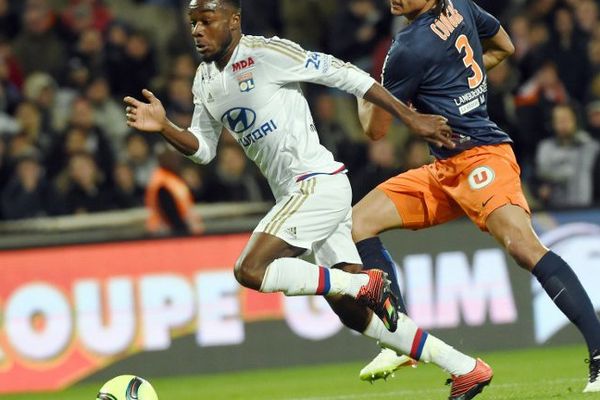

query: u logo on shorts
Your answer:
[468,166,495,190]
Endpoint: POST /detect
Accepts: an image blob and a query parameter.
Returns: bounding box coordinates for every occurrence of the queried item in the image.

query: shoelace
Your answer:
[586,355,600,383]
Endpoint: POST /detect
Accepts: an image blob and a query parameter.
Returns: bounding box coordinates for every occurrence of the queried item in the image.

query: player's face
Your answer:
[189,0,239,63]
[389,0,432,18]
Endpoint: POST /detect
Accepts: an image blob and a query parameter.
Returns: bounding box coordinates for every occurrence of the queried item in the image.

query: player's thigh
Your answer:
[352,166,462,241]
[313,208,362,268]
[447,144,531,231]
[486,204,548,270]
[255,174,352,252]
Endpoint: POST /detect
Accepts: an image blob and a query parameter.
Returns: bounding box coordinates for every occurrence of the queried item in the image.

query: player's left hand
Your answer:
[407,114,456,149]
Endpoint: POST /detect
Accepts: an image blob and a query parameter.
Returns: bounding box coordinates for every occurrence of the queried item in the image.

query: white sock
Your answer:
[363,314,476,376]
[259,257,368,297]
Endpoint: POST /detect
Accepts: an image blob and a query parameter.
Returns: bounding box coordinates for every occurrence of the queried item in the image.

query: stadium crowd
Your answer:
[1,0,600,223]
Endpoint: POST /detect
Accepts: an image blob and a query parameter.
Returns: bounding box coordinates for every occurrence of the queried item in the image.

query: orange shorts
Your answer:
[377,144,530,231]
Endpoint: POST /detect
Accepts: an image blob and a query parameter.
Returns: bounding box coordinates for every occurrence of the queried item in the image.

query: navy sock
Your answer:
[356,236,407,314]
[533,251,600,353]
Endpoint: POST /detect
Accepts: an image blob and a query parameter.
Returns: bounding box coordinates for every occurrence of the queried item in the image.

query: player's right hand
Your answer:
[124,89,167,133]
[408,114,456,149]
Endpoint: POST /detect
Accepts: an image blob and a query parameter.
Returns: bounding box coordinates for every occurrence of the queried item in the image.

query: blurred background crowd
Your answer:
[1,0,600,227]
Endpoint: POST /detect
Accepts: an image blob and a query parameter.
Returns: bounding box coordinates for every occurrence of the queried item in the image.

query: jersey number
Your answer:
[455,34,483,89]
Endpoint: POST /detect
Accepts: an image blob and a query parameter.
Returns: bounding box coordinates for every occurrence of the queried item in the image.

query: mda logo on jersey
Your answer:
[232,56,255,73]
[221,107,257,133]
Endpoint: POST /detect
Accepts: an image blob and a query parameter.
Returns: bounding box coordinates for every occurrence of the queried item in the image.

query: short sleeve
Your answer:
[381,41,424,103]
[252,36,376,99]
[469,0,501,39]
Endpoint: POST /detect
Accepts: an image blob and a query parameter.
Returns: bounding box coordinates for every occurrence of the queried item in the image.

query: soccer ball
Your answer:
[96,375,158,400]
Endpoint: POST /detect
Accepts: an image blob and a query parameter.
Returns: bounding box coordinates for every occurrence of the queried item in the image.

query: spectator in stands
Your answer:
[509,15,531,63]
[12,0,67,79]
[63,151,115,214]
[487,61,518,141]
[107,29,157,98]
[0,0,20,40]
[516,22,551,84]
[69,28,106,80]
[0,36,24,90]
[574,0,598,37]
[112,160,144,209]
[535,103,600,208]
[180,163,206,202]
[280,0,336,51]
[22,72,72,134]
[587,100,600,138]
[313,92,363,172]
[13,101,49,151]
[328,0,389,72]
[0,51,21,115]
[69,96,114,172]
[122,132,157,188]
[169,53,196,81]
[204,144,269,203]
[351,137,401,204]
[85,75,128,151]
[145,145,203,235]
[549,8,589,100]
[241,0,281,37]
[60,0,113,39]
[402,136,432,172]
[515,61,569,165]
[0,150,51,219]
[163,75,194,118]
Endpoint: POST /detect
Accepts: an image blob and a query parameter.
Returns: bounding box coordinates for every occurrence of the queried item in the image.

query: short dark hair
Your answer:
[222,0,241,11]
[434,0,447,16]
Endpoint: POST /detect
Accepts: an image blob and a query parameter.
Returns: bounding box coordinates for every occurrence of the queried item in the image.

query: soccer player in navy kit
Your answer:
[352,0,600,396]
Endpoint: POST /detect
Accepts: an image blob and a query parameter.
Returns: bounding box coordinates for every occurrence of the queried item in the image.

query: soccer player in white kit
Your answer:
[125,0,490,394]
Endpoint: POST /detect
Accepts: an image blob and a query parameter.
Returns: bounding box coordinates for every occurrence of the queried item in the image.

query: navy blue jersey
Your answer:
[382,0,511,159]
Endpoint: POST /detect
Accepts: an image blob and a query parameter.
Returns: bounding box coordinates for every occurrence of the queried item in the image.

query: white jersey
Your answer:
[187,35,376,200]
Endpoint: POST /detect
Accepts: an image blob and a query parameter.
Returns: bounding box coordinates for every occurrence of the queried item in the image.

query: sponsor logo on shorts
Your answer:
[468,166,495,190]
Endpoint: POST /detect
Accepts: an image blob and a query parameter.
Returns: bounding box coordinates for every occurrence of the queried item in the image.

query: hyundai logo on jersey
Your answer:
[221,107,257,133]
[238,120,278,148]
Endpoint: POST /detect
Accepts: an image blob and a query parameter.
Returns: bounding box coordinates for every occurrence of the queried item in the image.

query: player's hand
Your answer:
[407,114,456,149]
[123,89,167,133]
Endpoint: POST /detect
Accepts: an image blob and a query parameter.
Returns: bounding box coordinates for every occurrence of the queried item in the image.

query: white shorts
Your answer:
[254,174,362,267]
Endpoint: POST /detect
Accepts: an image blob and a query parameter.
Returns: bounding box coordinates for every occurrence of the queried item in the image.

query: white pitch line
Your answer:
[286,377,585,400]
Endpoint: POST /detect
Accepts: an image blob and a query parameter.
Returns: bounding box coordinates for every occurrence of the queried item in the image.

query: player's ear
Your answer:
[230,12,241,31]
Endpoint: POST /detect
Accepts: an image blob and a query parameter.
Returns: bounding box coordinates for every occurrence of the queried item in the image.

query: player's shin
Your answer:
[363,313,476,376]
[356,237,407,313]
[259,258,368,297]
[532,251,600,354]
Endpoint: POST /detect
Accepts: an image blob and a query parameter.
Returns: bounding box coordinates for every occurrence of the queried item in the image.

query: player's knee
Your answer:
[352,212,378,241]
[500,228,544,270]
[234,255,266,290]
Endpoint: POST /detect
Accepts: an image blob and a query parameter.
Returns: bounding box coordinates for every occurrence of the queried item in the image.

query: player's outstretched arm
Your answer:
[124,89,200,156]
[481,26,514,71]
[361,83,455,149]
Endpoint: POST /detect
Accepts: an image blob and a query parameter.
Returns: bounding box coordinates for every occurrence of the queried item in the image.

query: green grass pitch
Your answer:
[3,344,597,399]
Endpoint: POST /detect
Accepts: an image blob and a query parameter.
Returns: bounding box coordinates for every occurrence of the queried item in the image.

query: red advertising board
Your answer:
[0,233,286,393]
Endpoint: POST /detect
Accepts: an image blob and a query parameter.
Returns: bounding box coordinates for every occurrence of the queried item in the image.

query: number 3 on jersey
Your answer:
[455,34,483,89]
